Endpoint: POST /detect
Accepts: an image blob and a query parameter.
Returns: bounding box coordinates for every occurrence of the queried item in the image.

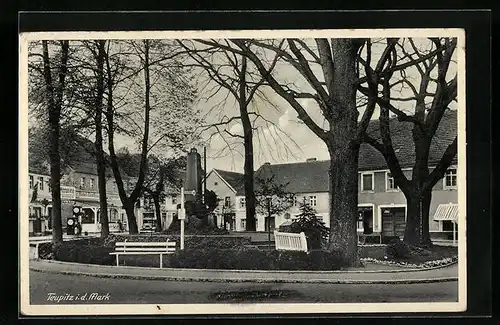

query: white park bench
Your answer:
[29,240,52,260]
[273,231,308,252]
[109,241,176,268]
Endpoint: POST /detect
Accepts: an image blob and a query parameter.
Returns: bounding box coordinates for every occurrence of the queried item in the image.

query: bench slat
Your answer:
[115,242,176,247]
[114,247,176,252]
[109,251,175,255]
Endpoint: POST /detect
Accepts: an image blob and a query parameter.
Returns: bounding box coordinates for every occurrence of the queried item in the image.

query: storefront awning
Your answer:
[433,204,459,222]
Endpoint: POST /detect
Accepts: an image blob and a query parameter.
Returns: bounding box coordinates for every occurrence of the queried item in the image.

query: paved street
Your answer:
[29,270,458,304]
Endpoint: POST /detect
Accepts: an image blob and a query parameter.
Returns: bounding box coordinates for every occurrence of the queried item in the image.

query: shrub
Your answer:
[100,234,250,250]
[53,242,115,265]
[168,247,344,270]
[288,200,329,250]
[38,242,54,259]
[382,236,401,244]
[308,249,347,270]
[386,240,411,260]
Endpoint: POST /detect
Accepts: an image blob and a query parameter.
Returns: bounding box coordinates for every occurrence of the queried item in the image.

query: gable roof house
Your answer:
[28,135,139,234]
[205,169,247,231]
[208,111,458,243]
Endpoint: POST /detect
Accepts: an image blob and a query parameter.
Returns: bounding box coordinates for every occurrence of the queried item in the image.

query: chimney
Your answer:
[306,158,317,162]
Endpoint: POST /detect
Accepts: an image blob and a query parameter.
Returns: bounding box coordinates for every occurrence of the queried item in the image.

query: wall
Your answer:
[358,169,458,234]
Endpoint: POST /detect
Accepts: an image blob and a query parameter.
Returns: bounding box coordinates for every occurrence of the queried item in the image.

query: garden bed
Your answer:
[42,234,457,271]
[359,243,458,268]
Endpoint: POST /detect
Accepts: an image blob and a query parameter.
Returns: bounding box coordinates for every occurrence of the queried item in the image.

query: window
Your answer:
[361,173,374,192]
[80,177,86,188]
[38,177,44,191]
[172,195,177,204]
[240,219,246,229]
[29,175,33,189]
[48,181,51,192]
[90,178,95,189]
[386,172,398,191]
[309,196,317,207]
[224,196,231,207]
[444,168,457,189]
[239,197,245,208]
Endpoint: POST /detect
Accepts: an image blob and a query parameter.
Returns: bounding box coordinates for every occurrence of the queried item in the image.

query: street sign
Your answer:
[178,208,186,220]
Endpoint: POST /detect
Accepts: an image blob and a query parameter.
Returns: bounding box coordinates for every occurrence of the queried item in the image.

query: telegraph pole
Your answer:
[203,146,207,205]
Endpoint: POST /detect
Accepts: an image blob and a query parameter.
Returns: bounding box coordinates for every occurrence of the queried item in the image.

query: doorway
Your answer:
[265,216,276,231]
[381,207,406,237]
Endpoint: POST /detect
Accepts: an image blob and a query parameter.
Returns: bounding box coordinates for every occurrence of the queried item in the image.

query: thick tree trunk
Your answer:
[95,40,109,238]
[403,192,422,246]
[124,201,139,234]
[327,141,360,266]
[242,122,256,231]
[421,189,432,247]
[49,122,63,243]
[324,39,362,266]
[152,193,162,232]
[403,127,433,247]
[42,40,69,244]
[403,189,432,248]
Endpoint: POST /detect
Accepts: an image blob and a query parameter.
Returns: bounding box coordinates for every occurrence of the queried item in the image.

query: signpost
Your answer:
[178,187,186,250]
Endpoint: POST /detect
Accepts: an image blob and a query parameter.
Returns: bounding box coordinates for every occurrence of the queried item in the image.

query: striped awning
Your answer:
[433,204,459,222]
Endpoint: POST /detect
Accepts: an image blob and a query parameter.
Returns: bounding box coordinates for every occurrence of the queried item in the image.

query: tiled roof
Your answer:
[255,160,330,193]
[360,110,458,171]
[213,169,246,195]
[255,110,458,194]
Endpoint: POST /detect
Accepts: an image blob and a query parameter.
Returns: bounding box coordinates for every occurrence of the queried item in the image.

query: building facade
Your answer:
[207,111,458,244]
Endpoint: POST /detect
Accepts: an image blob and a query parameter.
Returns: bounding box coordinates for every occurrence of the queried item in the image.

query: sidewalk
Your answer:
[29,259,458,284]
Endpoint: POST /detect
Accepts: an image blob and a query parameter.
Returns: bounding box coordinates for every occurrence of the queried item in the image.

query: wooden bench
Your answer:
[29,240,52,260]
[109,241,176,268]
[273,231,308,252]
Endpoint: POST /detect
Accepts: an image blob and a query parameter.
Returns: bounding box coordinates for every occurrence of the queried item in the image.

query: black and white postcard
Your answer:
[19,27,467,316]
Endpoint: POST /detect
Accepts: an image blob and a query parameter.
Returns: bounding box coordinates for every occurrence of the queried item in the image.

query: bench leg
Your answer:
[116,254,119,266]
[160,254,163,269]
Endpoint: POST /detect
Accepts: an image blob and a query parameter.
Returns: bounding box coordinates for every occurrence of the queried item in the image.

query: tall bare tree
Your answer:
[359,37,458,247]
[91,40,110,237]
[178,40,283,231]
[40,40,70,243]
[197,38,403,265]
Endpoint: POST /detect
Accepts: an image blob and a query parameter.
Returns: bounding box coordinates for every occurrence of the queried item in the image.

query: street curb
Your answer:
[35,259,458,274]
[29,267,458,284]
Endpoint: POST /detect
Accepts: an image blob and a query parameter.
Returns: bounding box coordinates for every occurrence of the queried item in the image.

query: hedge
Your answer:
[61,234,251,250]
[53,242,115,265]
[169,248,347,270]
[52,241,346,270]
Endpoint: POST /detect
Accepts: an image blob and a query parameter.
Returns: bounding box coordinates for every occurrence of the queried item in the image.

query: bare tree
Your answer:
[359,37,458,247]
[40,40,70,243]
[89,40,110,237]
[178,40,287,231]
[196,38,404,265]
